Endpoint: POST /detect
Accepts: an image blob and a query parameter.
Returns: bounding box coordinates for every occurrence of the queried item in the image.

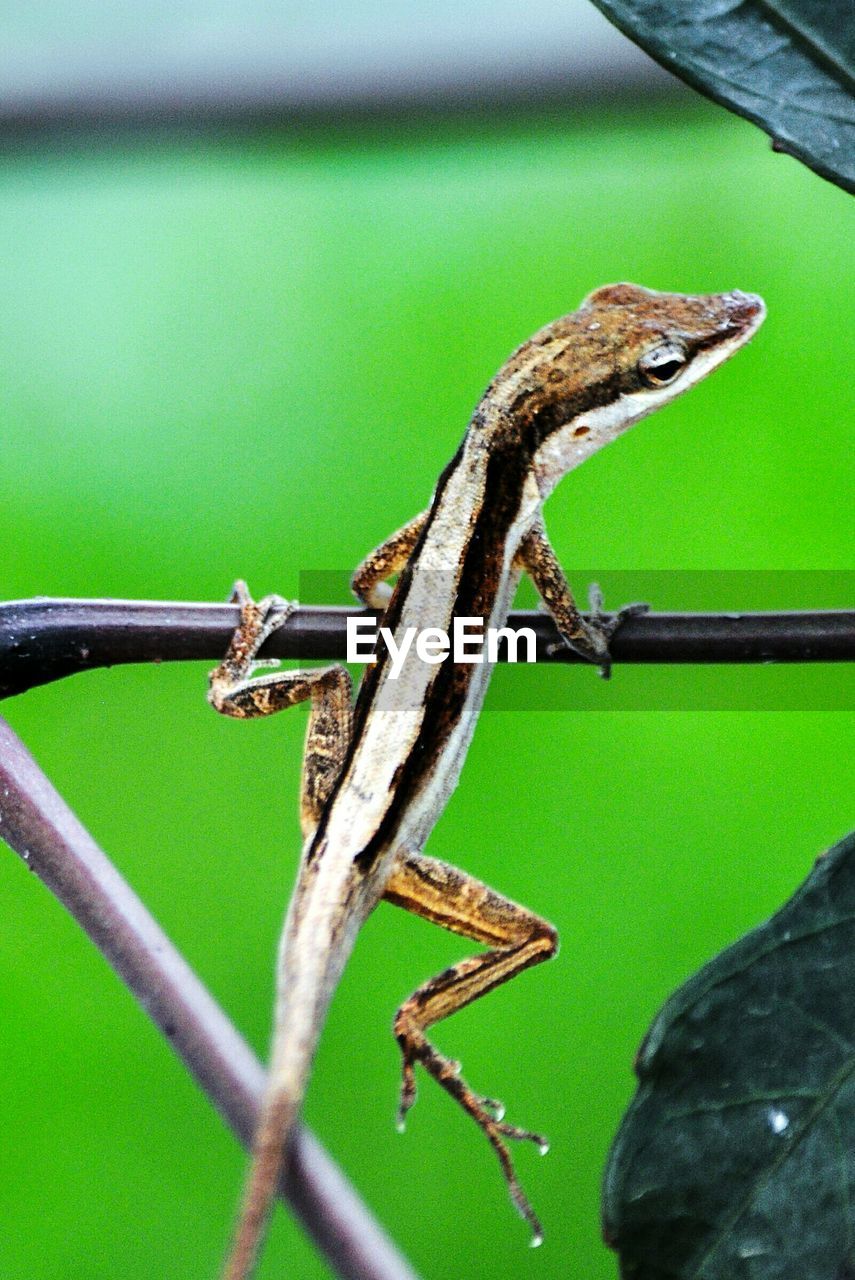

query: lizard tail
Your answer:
[221,1085,298,1280]
[220,857,367,1280]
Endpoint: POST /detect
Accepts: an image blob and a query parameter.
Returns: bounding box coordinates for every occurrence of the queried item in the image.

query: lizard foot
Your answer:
[395,1032,547,1245]
[548,582,648,679]
[225,582,298,673]
[209,583,299,711]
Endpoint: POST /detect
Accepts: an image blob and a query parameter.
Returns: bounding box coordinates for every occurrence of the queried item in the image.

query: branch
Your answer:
[1,597,853,699]
[0,716,421,1280]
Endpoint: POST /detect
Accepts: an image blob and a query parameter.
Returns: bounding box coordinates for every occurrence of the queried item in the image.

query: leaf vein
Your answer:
[692,1056,855,1274]
[754,0,855,92]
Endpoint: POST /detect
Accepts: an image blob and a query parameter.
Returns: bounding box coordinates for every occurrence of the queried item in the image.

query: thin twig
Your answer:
[0,716,421,1280]
[1,597,853,699]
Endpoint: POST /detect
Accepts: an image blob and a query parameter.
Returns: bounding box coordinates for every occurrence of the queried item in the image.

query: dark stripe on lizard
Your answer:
[354,433,532,870]
[305,438,468,865]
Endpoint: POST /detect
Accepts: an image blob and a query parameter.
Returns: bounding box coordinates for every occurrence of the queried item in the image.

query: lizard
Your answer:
[208,282,766,1279]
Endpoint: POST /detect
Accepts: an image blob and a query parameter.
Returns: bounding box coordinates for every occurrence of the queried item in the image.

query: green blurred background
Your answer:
[1,71,853,1280]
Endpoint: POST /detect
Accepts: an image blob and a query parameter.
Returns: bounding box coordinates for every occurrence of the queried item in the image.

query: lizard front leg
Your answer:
[383,849,557,1244]
[516,518,646,678]
[351,509,429,609]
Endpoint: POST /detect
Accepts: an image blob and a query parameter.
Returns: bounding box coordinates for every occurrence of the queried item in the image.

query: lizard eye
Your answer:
[638,342,688,388]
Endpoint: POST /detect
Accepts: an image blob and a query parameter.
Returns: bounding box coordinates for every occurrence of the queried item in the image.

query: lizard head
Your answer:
[479,283,765,498]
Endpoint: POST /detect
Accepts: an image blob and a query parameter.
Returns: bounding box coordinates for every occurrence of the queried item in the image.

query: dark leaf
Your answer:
[603,829,855,1278]
[586,0,855,193]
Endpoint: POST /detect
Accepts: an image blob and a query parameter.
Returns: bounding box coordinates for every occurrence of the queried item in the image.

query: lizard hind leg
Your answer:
[383,850,558,1245]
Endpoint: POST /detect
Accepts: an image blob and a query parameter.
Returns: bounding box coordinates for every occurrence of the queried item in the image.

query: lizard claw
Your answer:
[587,583,649,679]
[395,1057,418,1132]
[227,579,251,606]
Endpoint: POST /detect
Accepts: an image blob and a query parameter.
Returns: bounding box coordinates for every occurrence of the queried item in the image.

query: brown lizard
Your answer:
[208,282,765,1278]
